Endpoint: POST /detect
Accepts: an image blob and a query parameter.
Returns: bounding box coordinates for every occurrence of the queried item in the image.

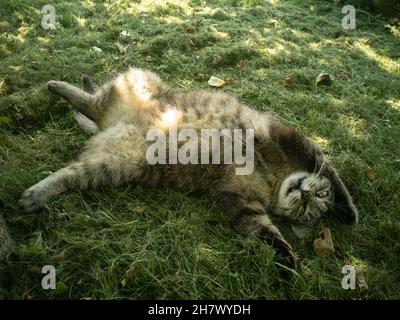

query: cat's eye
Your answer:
[317,190,329,198]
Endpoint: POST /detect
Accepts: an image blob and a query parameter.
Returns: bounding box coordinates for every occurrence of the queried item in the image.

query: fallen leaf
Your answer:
[182,27,195,33]
[357,273,368,292]
[0,76,10,96]
[225,77,235,85]
[284,77,294,88]
[120,30,130,38]
[316,72,332,86]
[268,19,279,27]
[197,73,206,81]
[313,227,334,257]
[237,60,245,69]
[52,249,69,261]
[365,167,375,181]
[91,46,103,54]
[212,54,222,65]
[114,42,129,54]
[208,76,225,88]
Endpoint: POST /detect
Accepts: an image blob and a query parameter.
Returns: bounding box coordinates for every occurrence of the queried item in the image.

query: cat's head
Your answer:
[276,171,334,223]
[269,122,359,225]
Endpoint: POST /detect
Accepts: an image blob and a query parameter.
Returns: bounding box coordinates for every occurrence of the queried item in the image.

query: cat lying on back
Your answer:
[19,67,359,268]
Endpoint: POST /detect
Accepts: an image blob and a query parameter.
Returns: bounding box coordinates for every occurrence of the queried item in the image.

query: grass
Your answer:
[0,0,399,299]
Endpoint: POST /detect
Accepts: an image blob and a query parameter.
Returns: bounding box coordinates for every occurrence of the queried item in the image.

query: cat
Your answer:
[18,67,359,268]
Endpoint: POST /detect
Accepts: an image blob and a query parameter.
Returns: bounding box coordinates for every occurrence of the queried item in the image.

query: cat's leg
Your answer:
[216,192,297,268]
[19,159,136,213]
[47,80,100,120]
[19,125,147,213]
[74,75,99,134]
[235,212,296,268]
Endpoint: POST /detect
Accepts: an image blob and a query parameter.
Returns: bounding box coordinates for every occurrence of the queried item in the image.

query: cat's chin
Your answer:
[272,209,320,225]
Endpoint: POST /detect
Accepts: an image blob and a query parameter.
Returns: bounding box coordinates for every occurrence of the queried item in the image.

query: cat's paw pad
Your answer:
[18,187,46,213]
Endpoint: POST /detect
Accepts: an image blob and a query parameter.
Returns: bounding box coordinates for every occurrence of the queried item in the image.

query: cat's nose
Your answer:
[301,189,310,200]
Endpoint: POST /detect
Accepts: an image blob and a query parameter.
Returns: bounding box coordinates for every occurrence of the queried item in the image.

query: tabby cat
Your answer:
[19,68,359,268]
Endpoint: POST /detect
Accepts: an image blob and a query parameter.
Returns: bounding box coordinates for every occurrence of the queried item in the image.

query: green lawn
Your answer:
[0,0,399,299]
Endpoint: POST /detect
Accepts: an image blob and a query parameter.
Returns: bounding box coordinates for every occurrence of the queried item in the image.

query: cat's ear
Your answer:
[325,165,359,224]
[269,122,359,224]
[82,74,96,94]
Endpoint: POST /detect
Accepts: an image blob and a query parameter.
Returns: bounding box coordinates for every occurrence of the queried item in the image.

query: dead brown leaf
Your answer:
[357,273,368,292]
[182,27,195,33]
[212,54,222,65]
[313,227,334,257]
[284,77,294,88]
[0,80,7,96]
[225,77,235,85]
[115,42,129,54]
[197,73,206,81]
[365,167,375,181]
[236,60,245,69]
[0,76,11,96]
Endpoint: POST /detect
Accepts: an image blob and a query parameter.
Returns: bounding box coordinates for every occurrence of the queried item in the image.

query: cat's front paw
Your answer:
[274,239,298,269]
[18,186,48,213]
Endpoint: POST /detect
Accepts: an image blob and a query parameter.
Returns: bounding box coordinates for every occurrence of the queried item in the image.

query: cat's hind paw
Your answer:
[47,80,61,93]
